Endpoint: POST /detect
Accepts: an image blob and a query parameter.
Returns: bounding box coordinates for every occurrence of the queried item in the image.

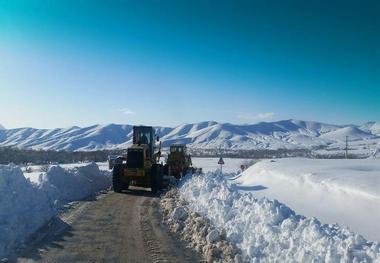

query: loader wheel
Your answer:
[151,165,158,193]
[163,164,168,176]
[151,165,163,193]
[113,164,123,193]
[157,165,163,190]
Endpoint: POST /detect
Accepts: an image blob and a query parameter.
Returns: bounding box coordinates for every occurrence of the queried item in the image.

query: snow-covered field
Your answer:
[192,157,255,174]
[0,163,111,258]
[232,158,380,241]
[163,158,380,262]
[192,157,380,241]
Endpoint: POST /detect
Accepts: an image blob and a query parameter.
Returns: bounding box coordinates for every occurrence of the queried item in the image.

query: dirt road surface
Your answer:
[14,190,201,263]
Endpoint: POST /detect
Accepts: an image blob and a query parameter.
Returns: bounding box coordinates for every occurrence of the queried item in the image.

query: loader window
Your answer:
[139,131,151,145]
[127,149,144,168]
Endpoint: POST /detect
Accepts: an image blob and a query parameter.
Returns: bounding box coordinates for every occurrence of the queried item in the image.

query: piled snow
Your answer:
[176,173,380,262]
[23,161,110,184]
[0,163,111,258]
[37,163,111,205]
[232,158,380,241]
[161,190,241,263]
[0,165,55,258]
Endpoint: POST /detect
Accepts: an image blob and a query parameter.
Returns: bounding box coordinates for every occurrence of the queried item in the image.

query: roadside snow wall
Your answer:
[37,163,111,205]
[177,173,380,262]
[0,163,111,259]
[0,165,55,258]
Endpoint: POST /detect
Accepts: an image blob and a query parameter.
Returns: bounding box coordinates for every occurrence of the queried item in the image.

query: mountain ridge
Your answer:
[0,120,379,152]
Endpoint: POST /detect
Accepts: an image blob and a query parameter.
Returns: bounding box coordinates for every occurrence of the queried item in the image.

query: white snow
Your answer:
[319,126,374,141]
[0,163,111,258]
[372,140,380,158]
[37,163,111,204]
[232,158,380,241]
[0,165,55,258]
[172,206,188,221]
[361,122,380,135]
[206,229,221,244]
[177,172,380,262]
[22,162,109,184]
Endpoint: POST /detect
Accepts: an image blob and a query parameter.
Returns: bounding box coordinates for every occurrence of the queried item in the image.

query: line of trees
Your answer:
[0,147,125,165]
[0,145,364,165]
[189,148,312,159]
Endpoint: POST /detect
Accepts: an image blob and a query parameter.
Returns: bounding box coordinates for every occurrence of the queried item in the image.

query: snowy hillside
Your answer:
[361,122,380,135]
[0,124,135,151]
[0,120,379,152]
[319,126,374,141]
[372,141,380,158]
[0,124,4,130]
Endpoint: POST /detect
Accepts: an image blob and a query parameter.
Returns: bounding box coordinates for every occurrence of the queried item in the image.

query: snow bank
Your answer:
[37,163,111,205]
[0,165,55,258]
[161,189,241,263]
[0,163,111,258]
[232,158,380,241]
[177,172,380,262]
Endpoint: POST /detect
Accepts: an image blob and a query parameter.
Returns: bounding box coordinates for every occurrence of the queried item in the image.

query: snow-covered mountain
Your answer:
[372,141,380,158]
[360,122,380,135]
[0,124,4,130]
[0,120,379,152]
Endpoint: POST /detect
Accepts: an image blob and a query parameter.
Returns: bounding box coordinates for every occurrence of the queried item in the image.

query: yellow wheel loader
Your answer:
[164,144,200,179]
[112,126,163,193]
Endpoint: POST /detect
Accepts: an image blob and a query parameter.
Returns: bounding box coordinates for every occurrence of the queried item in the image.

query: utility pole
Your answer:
[345,136,348,159]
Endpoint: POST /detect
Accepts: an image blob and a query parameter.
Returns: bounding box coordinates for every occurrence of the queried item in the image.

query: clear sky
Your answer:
[0,0,379,129]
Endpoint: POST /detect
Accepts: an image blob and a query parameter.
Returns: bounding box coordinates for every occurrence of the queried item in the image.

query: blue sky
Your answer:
[0,0,379,129]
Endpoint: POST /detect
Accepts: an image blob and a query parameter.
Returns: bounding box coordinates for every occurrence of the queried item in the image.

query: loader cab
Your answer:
[132,126,155,160]
[170,144,187,154]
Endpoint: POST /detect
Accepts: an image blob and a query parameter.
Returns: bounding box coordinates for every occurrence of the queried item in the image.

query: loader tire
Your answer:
[151,165,158,193]
[113,164,123,193]
[151,164,163,193]
[157,165,163,190]
[163,164,169,176]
